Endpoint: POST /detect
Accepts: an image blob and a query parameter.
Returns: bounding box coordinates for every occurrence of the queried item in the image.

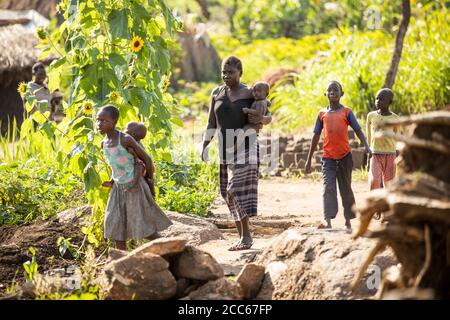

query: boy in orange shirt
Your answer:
[305,81,371,230]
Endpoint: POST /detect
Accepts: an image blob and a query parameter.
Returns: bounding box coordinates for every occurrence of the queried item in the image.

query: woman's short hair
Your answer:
[222,56,243,75]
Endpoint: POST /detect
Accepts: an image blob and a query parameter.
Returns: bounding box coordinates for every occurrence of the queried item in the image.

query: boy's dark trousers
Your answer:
[321,152,356,220]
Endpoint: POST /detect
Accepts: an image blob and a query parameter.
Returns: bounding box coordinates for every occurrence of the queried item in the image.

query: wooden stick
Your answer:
[380,111,450,127]
[414,225,432,288]
[379,132,450,155]
[351,241,386,291]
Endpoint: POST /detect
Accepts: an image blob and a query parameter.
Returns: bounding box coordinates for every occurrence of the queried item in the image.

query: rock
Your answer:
[105,252,177,300]
[281,153,296,169]
[278,141,287,154]
[314,152,323,164]
[177,26,221,83]
[108,248,127,261]
[236,263,265,299]
[351,148,366,169]
[160,211,223,246]
[185,277,243,300]
[350,140,360,148]
[292,141,303,153]
[175,278,191,298]
[348,130,355,140]
[296,159,306,169]
[295,152,308,164]
[130,237,187,257]
[57,205,91,227]
[255,228,397,300]
[172,246,224,281]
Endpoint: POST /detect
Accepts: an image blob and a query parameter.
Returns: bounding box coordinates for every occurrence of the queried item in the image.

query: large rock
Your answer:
[352,148,366,169]
[160,212,223,246]
[105,252,177,300]
[255,228,397,300]
[130,237,187,257]
[184,277,243,300]
[172,246,224,281]
[236,263,265,299]
[57,205,91,227]
[281,153,295,169]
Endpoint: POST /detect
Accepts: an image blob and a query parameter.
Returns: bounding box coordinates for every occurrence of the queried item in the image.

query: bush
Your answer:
[0,159,85,225]
[268,12,450,132]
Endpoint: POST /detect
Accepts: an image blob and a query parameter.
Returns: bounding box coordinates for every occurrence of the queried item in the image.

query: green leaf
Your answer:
[49,56,67,71]
[25,96,36,113]
[83,162,101,191]
[67,141,86,160]
[32,111,50,125]
[108,9,129,39]
[170,116,183,127]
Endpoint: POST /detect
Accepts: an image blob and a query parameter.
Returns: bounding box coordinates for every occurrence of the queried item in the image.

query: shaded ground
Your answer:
[0,219,83,293]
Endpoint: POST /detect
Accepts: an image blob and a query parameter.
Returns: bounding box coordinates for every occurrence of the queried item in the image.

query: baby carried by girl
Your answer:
[96,105,171,250]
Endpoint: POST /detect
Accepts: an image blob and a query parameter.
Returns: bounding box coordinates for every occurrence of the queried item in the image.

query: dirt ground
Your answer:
[199,176,380,275]
[0,176,377,295]
[0,220,83,293]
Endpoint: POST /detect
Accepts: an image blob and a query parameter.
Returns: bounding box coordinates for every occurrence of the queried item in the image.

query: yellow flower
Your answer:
[108,91,121,102]
[36,27,47,41]
[17,82,27,96]
[83,101,94,115]
[130,36,144,53]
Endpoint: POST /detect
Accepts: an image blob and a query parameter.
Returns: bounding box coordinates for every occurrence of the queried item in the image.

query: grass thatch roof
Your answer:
[0,23,40,86]
[0,0,60,19]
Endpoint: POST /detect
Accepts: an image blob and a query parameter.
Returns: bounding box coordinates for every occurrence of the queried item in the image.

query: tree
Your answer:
[194,0,210,20]
[29,0,182,245]
[383,0,411,88]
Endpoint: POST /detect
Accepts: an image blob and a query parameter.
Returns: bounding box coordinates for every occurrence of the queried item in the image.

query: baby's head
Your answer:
[252,81,270,101]
[125,122,147,142]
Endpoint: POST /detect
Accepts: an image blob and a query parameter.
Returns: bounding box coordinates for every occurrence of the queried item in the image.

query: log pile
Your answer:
[352,111,450,299]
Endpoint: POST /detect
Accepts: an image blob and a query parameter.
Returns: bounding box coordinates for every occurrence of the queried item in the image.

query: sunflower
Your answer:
[108,91,121,103]
[130,36,144,53]
[83,101,94,115]
[36,27,47,41]
[17,82,27,96]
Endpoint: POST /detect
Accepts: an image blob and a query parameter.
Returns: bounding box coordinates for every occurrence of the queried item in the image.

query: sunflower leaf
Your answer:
[108,9,129,39]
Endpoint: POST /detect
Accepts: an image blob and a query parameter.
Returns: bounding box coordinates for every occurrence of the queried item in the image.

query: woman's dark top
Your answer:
[206,84,256,164]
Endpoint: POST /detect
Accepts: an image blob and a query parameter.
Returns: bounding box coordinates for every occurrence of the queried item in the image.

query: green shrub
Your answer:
[0,159,85,225]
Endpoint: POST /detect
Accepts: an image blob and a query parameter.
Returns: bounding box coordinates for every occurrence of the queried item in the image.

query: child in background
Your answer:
[97,105,171,250]
[366,88,399,218]
[305,81,371,230]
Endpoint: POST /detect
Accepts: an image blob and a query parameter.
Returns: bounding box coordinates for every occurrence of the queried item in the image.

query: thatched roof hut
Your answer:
[0,0,60,20]
[0,10,49,135]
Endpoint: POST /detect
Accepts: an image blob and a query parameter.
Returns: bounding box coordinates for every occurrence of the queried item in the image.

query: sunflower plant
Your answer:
[32,0,183,246]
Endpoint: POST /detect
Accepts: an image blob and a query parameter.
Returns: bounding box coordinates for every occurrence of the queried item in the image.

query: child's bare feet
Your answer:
[318,218,332,229]
[345,219,352,230]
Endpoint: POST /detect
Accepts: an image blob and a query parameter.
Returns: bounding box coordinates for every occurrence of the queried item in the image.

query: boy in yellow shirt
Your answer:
[366,88,399,192]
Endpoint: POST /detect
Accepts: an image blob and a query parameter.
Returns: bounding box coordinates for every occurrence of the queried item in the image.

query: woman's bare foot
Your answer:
[229,236,253,251]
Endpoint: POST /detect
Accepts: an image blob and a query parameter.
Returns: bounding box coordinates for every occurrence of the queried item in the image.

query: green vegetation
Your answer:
[0,159,85,225]
[1,0,449,254]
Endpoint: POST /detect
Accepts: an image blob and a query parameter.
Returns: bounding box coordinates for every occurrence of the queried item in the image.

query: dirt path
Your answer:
[199,177,376,275]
